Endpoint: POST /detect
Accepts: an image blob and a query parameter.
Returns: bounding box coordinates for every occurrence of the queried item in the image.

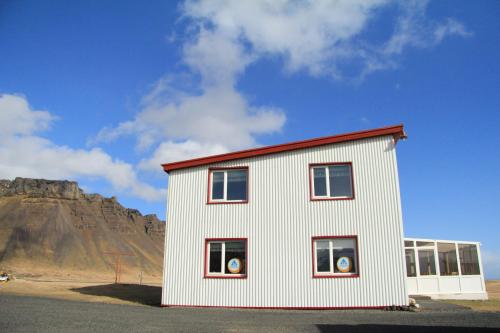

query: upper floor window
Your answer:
[310,163,354,200]
[208,168,248,203]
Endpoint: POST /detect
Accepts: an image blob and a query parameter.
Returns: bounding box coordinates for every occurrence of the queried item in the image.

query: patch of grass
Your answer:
[443,299,500,312]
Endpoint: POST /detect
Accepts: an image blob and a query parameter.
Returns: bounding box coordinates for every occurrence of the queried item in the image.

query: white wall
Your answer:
[162,135,408,308]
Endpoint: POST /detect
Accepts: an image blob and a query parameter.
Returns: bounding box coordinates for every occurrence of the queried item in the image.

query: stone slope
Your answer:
[0,178,165,278]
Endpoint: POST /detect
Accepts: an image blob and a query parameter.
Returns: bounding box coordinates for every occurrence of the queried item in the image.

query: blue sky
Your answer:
[0,1,499,278]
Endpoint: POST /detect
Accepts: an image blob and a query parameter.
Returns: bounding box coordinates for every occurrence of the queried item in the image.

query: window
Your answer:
[404,240,414,247]
[458,244,481,275]
[208,168,248,203]
[310,163,354,200]
[418,249,436,276]
[205,239,247,278]
[312,237,358,277]
[438,243,459,276]
[405,249,417,277]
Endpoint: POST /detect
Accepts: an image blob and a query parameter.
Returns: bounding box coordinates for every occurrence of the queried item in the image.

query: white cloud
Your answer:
[183,0,389,77]
[0,94,165,202]
[138,140,228,172]
[383,2,472,56]
[95,0,471,168]
[0,94,56,138]
[434,18,472,43]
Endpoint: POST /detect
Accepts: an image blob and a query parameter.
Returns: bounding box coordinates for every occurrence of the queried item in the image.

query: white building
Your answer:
[161,124,487,309]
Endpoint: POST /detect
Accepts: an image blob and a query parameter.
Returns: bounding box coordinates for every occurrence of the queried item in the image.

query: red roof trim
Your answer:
[162,124,406,173]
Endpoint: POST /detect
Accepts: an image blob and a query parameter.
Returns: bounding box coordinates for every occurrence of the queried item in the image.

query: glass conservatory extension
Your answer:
[404,238,487,300]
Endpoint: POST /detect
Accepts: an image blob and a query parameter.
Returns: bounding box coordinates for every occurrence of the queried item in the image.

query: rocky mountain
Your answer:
[0,178,165,279]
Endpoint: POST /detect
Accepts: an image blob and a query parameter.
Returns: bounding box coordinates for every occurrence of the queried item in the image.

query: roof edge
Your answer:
[162,124,406,173]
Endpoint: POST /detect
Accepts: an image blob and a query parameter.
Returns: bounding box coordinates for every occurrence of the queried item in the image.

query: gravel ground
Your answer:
[0,295,499,332]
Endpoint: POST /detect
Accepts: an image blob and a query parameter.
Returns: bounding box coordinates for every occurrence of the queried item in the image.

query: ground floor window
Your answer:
[437,242,459,276]
[405,249,417,277]
[459,243,481,275]
[205,239,247,278]
[312,236,358,278]
[418,249,436,276]
[405,239,482,277]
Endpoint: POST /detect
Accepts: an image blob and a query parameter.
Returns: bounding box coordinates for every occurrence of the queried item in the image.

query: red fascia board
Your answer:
[162,124,406,173]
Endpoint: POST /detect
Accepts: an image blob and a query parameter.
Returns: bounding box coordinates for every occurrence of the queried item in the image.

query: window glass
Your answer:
[227,170,247,201]
[405,249,416,277]
[329,165,352,197]
[438,243,459,276]
[211,172,224,200]
[316,241,330,272]
[209,243,222,273]
[332,238,356,273]
[224,241,246,275]
[404,241,414,247]
[418,249,436,275]
[314,237,357,275]
[417,241,434,247]
[458,244,481,275]
[313,167,327,197]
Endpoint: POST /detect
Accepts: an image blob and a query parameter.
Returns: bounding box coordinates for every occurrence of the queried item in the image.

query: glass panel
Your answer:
[404,241,414,247]
[209,242,222,273]
[332,238,357,274]
[211,172,224,200]
[405,249,416,277]
[227,170,248,201]
[316,240,330,272]
[417,241,434,247]
[418,249,436,275]
[313,167,327,197]
[329,164,353,198]
[458,244,481,275]
[438,243,459,276]
[224,241,246,274]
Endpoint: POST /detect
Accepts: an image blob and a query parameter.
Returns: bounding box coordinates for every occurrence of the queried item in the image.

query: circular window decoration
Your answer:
[227,258,242,274]
[336,256,351,273]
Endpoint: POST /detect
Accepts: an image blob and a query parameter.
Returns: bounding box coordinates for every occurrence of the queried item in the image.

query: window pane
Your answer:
[316,241,330,272]
[459,244,481,275]
[224,241,246,274]
[332,238,357,273]
[418,249,436,275]
[405,249,416,277]
[313,167,327,197]
[209,243,222,273]
[417,241,434,247]
[329,165,352,198]
[211,172,224,200]
[404,241,414,247]
[438,243,459,276]
[227,170,247,201]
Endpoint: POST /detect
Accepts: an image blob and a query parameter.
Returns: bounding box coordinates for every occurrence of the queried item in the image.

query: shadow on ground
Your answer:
[316,325,498,332]
[71,283,161,306]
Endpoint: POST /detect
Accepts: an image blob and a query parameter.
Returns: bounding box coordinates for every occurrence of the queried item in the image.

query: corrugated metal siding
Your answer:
[162,135,408,307]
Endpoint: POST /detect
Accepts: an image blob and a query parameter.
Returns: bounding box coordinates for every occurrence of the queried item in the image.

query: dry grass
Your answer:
[443,280,500,312]
[0,270,162,306]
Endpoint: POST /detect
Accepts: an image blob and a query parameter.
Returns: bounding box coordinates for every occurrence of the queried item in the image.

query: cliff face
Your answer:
[0,178,165,277]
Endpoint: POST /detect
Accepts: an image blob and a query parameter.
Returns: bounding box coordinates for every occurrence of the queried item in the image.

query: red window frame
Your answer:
[311,235,360,278]
[207,167,249,204]
[309,162,355,201]
[204,238,248,279]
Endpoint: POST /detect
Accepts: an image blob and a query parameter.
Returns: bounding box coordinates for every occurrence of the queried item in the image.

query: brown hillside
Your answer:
[0,178,165,280]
